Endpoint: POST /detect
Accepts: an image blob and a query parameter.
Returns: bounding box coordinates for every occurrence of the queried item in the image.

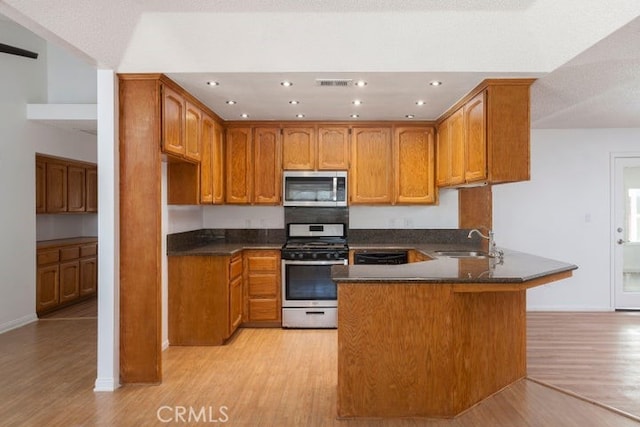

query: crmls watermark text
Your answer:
[156,405,229,423]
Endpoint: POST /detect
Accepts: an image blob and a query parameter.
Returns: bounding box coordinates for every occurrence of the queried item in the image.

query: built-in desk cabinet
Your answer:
[36,238,97,316]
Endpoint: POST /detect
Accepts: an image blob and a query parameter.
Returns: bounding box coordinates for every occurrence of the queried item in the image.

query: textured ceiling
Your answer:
[1,0,640,127]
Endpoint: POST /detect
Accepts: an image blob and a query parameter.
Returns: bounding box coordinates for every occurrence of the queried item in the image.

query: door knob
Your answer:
[618,239,627,244]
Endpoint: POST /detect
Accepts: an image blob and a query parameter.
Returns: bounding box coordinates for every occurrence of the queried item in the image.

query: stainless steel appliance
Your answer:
[281,223,348,328]
[353,250,408,265]
[283,171,347,207]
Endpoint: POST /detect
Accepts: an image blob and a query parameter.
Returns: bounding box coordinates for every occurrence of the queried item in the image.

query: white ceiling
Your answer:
[2,0,640,128]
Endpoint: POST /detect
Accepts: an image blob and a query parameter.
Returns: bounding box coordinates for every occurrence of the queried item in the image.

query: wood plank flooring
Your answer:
[0,311,639,426]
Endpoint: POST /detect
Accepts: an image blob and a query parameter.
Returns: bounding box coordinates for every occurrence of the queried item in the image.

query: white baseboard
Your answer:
[526,306,613,312]
[0,313,38,334]
[94,378,120,392]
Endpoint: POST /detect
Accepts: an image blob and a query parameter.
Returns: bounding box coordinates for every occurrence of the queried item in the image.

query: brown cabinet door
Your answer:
[212,122,225,204]
[350,127,393,204]
[436,119,450,187]
[464,91,487,182]
[161,85,185,157]
[282,127,316,170]
[67,165,86,212]
[200,115,214,204]
[253,127,282,204]
[36,264,59,313]
[85,167,98,212]
[229,275,243,336]
[45,162,67,212]
[449,109,466,185]
[318,127,350,170]
[394,127,436,204]
[36,157,46,213]
[184,101,201,162]
[225,127,252,204]
[80,257,97,296]
[59,261,80,303]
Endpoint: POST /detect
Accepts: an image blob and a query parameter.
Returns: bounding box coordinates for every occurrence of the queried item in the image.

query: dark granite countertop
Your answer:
[168,242,282,256]
[332,247,577,284]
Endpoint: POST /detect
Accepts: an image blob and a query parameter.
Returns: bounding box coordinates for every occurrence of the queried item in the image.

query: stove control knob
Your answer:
[297,253,304,259]
[311,252,318,259]
[326,253,332,259]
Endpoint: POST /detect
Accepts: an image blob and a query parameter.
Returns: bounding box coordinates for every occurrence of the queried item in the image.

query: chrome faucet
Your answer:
[467,228,502,258]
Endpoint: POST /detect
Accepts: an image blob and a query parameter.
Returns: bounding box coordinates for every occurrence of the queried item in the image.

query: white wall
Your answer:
[0,20,97,333]
[494,128,640,311]
[46,41,97,104]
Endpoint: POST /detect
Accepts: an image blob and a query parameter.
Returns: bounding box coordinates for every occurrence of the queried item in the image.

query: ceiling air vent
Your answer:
[315,78,353,87]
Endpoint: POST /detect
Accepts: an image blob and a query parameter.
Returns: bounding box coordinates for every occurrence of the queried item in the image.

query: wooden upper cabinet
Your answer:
[36,157,46,213]
[436,109,465,187]
[436,80,533,187]
[46,161,67,213]
[225,127,252,204]
[161,85,185,157]
[317,127,350,170]
[86,166,98,212]
[394,127,436,204]
[282,127,316,170]
[67,165,86,212]
[184,101,202,162]
[464,92,487,183]
[201,116,225,204]
[253,127,282,204]
[350,127,393,204]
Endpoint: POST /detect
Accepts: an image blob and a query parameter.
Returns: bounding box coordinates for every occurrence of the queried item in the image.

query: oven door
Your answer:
[282,259,347,307]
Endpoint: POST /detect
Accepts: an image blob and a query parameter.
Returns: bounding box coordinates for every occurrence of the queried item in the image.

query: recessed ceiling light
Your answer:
[352,100,363,106]
[226,100,236,105]
[240,113,249,118]
[206,81,219,86]
[289,100,299,105]
[296,114,305,118]
[416,100,425,106]
[405,114,415,119]
[350,114,359,119]
[281,81,293,87]
[355,80,367,87]
[430,80,442,87]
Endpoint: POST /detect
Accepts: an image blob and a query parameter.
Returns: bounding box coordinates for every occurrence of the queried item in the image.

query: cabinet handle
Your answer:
[305,311,325,315]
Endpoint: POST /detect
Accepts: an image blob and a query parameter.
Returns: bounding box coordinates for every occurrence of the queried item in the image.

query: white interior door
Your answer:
[613,156,640,309]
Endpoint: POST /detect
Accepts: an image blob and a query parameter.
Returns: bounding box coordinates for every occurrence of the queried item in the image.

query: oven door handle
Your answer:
[282,259,347,266]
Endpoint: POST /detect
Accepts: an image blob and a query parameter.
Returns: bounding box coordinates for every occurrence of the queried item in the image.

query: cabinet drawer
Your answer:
[248,298,279,321]
[80,244,97,257]
[37,250,60,266]
[60,246,80,261]
[247,256,279,272]
[230,255,243,279]
[248,274,278,296]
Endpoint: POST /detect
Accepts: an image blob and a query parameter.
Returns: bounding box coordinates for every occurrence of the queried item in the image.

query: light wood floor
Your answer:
[1,311,640,426]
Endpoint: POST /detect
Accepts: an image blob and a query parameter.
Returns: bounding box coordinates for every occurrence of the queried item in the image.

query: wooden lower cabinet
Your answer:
[169,252,243,345]
[244,250,281,324]
[36,239,98,316]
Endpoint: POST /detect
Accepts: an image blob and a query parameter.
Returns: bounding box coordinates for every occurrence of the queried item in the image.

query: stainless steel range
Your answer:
[281,223,348,328]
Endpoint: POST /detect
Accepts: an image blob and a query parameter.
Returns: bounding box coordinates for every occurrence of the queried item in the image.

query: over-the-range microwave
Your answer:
[283,171,347,207]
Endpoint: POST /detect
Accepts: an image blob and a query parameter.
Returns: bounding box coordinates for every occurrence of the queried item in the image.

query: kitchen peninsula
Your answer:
[332,250,577,419]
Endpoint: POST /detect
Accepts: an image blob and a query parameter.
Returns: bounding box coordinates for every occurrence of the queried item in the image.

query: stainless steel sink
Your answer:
[434,250,493,258]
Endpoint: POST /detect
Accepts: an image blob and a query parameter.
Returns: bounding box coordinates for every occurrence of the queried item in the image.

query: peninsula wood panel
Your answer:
[337,282,528,418]
[317,127,350,170]
[459,185,493,253]
[282,126,315,170]
[119,76,162,383]
[168,255,230,346]
[394,127,436,204]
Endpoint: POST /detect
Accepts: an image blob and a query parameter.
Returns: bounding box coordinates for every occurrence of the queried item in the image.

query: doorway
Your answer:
[613,155,640,309]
